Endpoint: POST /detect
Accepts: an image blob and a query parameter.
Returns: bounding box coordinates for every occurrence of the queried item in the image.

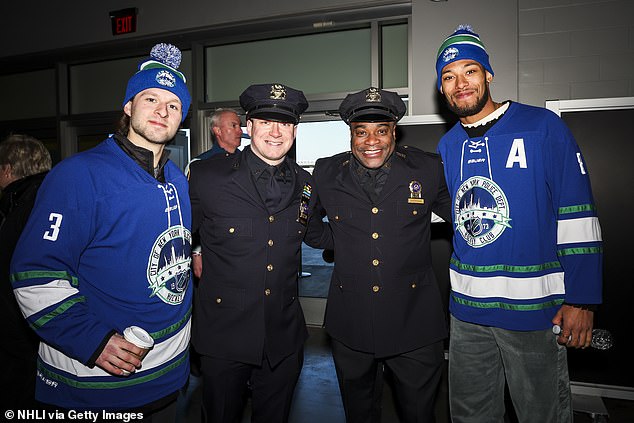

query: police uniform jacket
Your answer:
[189,148,328,367]
[313,145,452,357]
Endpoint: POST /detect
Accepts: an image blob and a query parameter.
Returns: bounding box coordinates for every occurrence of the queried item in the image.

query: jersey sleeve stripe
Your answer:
[13,279,81,319]
[557,216,602,244]
[559,204,596,214]
[557,246,603,257]
[11,270,79,286]
[30,297,85,329]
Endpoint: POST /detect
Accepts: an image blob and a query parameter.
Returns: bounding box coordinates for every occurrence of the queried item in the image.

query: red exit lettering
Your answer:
[116,16,133,34]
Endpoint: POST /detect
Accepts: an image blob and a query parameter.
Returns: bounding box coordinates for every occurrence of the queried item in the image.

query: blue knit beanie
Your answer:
[435,25,493,90]
[123,43,191,122]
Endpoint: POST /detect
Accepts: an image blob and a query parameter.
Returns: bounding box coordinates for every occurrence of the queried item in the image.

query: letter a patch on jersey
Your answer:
[505,138,527,169]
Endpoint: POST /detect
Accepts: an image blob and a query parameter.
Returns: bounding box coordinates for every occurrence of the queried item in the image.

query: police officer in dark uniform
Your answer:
[312,87,452,423]
[189,83,330,423]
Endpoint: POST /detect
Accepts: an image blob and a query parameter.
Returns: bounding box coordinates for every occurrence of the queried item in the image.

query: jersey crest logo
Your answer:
[454,176,512,248]
[147,225,191,305]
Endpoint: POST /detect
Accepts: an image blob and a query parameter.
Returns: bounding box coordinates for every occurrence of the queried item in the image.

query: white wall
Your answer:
[410,0,518,115]
[518,0,634,107]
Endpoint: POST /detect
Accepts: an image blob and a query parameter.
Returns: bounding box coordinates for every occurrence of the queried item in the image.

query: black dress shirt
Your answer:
[350,154,394,202]
[244,147,292,210]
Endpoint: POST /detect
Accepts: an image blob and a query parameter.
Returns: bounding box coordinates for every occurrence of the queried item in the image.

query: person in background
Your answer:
[185,107,244,181]
[435,25,602,422]
[186,107,246,377]
[0,134,52,411]
[189,83,330,423]
[187,107,245,279]
[312,87,452,423]
[10,43,193,418]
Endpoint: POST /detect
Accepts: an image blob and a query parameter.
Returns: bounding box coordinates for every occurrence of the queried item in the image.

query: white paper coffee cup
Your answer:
[123,326,154,359]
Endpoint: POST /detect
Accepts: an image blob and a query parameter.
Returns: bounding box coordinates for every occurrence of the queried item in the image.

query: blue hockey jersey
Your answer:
[10,137,192,410]
[437,102,602,331]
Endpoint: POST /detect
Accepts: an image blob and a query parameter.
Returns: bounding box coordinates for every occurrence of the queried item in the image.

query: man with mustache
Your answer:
[312,87,452,422]
[10,43,193,417]
[436,25,603,422]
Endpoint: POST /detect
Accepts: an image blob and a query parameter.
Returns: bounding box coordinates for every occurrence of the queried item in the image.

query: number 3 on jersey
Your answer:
[43,212,63,241]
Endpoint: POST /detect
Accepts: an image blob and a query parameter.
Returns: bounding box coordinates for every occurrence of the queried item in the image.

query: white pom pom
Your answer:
[150,43,182,69]
[455,24,474,33]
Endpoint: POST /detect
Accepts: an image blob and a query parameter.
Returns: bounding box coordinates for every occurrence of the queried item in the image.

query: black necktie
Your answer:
[265,165,282,210]
[362,169,379,202]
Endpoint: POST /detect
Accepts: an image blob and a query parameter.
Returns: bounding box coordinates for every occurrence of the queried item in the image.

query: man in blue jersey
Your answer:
[435,25,602,422]
[10,43,193,417]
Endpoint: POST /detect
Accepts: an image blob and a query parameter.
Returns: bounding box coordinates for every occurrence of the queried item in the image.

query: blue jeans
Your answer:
[448,315,572,423]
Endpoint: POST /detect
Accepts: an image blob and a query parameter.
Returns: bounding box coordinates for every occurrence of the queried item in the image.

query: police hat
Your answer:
[339,87,406,124]
[239,83,308,124]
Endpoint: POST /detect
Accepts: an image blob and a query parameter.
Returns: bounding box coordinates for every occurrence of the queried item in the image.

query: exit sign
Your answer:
[110,8,137,36]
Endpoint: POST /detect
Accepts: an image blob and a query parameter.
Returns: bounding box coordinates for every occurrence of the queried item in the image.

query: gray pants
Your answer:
[448,315,572,423]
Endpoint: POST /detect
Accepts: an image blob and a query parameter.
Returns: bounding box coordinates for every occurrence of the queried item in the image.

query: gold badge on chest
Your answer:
[408,180,424,204]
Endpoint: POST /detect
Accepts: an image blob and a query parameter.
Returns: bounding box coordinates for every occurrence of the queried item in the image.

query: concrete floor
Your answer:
[176,245,634,422]
[175,325,633,422]
[175,325,447,423]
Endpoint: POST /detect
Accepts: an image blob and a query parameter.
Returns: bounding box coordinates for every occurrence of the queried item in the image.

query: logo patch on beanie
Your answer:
[155,70,176,88]
[442,47,459,63]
